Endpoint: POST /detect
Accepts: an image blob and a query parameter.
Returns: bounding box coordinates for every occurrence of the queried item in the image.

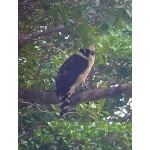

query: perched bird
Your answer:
[56,45,95,116]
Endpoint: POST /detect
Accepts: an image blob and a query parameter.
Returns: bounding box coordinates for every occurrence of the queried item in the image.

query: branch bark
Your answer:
[18,83,132,108]
[18,26,68,50]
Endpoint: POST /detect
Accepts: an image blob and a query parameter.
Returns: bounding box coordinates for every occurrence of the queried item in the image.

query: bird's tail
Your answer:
[59,92,71,116]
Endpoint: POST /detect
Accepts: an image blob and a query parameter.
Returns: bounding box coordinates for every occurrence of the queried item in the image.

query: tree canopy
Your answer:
[18,0,132,149]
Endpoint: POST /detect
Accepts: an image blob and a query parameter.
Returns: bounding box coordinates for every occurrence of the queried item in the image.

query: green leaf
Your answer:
[101,111,110,115]
[124,132,131,140]
[100,23,109,31]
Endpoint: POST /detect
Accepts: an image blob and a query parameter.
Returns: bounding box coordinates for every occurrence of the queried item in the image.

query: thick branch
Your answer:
[18,26,67,50]
[18,83,132,108]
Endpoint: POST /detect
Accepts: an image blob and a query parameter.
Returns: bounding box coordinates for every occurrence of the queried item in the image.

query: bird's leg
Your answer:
[76,83,89,92]
[83,83,89,89]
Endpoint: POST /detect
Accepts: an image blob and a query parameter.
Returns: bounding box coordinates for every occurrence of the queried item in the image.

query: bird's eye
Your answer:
[91,51,95,55]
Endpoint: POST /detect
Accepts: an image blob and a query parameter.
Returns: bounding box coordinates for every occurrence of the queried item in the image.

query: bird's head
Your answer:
[88,45,95,56]
[79,45,95,59]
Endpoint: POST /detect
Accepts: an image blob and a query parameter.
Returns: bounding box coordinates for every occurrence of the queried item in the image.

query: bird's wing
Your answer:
[56,54,88,96]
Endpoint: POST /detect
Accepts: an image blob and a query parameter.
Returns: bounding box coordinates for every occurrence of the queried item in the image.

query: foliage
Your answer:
[18,0,132,149]
[19,103,132,150]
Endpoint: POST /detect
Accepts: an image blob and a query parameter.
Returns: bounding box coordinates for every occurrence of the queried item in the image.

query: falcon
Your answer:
[56,45,95,116]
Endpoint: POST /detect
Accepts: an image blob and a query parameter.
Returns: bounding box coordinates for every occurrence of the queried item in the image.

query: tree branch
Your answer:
[18,26,68,50]
[18,83,132,108]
